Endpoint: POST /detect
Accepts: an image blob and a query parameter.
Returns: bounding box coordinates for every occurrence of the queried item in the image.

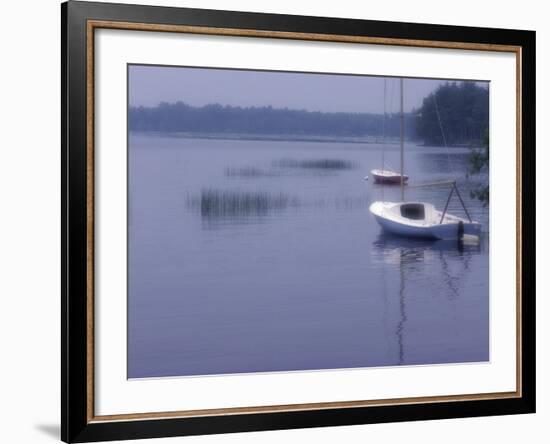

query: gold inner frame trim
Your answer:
[86,19,523,423]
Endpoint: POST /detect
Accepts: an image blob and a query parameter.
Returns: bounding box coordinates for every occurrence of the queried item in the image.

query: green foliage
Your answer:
[416,82,489,146]
[468,129,489,205]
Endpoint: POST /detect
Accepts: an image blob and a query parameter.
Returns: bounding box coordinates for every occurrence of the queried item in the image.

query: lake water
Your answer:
[127,133,489,378]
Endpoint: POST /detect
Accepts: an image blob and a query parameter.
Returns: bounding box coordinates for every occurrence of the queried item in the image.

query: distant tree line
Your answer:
[129,81,488,146]
[129,102,418,138]
[416,82,489,146]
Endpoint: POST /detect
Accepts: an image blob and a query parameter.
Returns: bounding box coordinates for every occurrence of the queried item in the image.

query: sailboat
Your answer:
[371,169,409,184]
[369,78,481,241]
[371,79,409,185]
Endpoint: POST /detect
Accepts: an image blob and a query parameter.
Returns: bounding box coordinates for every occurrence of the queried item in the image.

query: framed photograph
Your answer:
[61,1,535,442]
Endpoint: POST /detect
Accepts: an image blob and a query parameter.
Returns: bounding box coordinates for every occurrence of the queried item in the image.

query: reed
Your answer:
[274,158,355,170]
[225,167,279,178]
[188,189,296,217]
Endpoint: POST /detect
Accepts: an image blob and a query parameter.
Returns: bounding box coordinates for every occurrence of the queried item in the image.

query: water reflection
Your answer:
[129,135,489,376]
[397,260,407,364]
[372,233,480,264]
[371,233,481,364]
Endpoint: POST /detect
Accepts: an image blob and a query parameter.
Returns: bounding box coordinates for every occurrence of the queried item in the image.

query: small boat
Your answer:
[370,79,410,186]
[371,168,409,185]
[369,200,481,240]
[369,78,481,241]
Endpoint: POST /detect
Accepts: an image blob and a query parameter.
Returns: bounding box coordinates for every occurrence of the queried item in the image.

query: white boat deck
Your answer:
[371,169,402,177]
[369,201,481,240]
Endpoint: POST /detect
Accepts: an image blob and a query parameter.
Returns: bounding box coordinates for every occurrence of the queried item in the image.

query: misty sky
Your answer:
[129,65,487,114]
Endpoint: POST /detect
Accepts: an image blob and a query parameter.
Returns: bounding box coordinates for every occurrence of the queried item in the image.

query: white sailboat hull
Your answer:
[370,169,409,184]
[369,201,481,240]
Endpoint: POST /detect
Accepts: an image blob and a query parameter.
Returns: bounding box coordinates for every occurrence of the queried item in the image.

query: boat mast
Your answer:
[382,78,386,200]
[400,77,404,201]
[382,79,386,170]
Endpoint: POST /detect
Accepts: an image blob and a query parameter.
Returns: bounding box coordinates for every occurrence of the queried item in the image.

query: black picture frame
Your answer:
[62,1,536,442]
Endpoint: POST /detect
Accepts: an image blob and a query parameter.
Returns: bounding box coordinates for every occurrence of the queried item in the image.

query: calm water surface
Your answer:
[128,133,489,378]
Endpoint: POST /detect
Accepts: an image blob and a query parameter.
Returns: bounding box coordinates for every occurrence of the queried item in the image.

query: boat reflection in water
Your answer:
[371,232,481,265]
[370,233,483,365]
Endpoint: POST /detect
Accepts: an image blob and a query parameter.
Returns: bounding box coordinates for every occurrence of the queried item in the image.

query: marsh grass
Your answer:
[188,189,298,218]
[274,158,356,170]
[225,167,280,178]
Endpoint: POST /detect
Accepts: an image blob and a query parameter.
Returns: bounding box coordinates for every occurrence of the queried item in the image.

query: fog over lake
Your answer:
[127,66,489,378]
[129,64,475,113]
[127,134,489,378]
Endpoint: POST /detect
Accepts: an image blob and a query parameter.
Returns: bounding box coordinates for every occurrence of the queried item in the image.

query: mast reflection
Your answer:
[371,233,480,365]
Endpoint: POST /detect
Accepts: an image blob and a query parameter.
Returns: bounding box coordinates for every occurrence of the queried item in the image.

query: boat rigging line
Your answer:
[399,77,405,201]
[432,90,457,180]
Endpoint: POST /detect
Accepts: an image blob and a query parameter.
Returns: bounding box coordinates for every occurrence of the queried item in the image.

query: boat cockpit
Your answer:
[399,203,425,220]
